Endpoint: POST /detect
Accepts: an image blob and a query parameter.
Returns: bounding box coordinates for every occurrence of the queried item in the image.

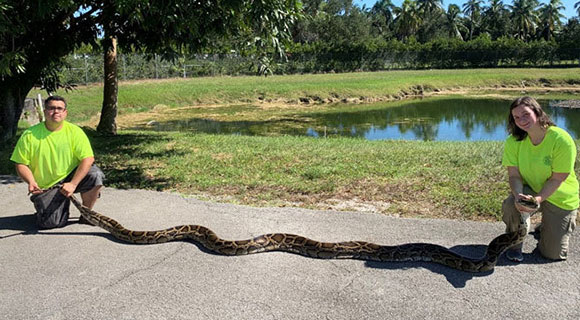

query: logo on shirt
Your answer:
[543,155,552,166]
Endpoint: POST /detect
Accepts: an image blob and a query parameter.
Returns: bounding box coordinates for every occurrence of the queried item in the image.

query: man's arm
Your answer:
[15,163,42,194]
[60,157,94,197]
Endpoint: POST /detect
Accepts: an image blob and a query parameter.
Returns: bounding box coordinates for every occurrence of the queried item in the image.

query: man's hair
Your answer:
[45,95,67,109]
[507,96,554,141]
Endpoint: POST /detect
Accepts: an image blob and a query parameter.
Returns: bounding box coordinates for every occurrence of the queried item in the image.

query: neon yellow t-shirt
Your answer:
[10,121,94,189]
[502,126,579,210]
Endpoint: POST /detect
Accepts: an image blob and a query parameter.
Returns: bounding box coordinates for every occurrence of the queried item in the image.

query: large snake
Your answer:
[69,195,537,273]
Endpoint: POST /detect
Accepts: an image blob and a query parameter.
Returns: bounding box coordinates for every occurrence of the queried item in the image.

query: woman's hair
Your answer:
[507,96,554,141]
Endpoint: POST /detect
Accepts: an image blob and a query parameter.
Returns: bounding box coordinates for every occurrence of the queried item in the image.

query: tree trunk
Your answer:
[0,81,32,143]
[97,34,118,135]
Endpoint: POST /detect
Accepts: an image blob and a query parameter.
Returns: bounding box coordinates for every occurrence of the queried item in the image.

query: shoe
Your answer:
[506,244,524,262]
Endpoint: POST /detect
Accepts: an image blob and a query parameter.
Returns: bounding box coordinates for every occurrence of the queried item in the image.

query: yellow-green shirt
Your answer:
[502,126,579,210]
[10,121,94,189]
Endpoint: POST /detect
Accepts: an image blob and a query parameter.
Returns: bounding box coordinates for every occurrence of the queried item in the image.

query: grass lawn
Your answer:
[4,68,578,221]
[30,68,580,123]
[86,130,511,221]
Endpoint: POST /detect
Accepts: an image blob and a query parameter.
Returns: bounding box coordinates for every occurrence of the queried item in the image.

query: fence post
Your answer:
[84,55,88,85]
[154,53,159,79]
[121,54,126,80]
[37,94,45,122]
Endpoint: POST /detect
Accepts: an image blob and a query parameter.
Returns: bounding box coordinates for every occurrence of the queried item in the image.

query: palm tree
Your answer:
[482,0,509,39]
[416,0,444,41]
[462,0,483,40]
[371,0,396,35]
[417,0,443,15]
[540,0,566,41]
[444,4,466,40]
[575,1,580,17]
[371,0,395,25]
[394,0,422,40]
[509,0,540,40]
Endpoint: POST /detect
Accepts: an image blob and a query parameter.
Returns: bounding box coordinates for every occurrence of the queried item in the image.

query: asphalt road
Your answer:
[1,175,579,320]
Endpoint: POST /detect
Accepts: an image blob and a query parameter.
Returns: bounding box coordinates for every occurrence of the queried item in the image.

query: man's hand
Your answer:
[60,182,78,197]
[16,164,42,195]
[28,182,42,195]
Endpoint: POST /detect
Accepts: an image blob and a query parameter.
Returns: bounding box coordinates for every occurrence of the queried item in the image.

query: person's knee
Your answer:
[539,246,567,261]
[86,165,105,182]
[539,233,570,260]
[82,185,103,197]
[502,196,517,223]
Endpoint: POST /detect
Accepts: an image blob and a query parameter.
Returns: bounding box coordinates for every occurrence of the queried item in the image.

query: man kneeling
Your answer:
[10,96,104,229]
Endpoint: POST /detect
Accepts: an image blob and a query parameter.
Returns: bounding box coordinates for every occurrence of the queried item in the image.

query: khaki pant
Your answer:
[502,186,577,260]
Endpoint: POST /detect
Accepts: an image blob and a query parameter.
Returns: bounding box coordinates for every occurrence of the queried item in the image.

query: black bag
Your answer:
[30,187,70,229]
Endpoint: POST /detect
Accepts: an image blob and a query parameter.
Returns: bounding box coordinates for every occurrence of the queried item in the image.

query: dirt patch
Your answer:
[550,100,580,108]
[188,177,471,220]
[321,198,391,213]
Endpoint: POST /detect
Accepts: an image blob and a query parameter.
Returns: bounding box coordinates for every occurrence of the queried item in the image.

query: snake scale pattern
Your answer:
[69,195,535,273]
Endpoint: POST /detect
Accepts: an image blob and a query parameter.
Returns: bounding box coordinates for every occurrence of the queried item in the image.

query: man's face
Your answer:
[44,100,68,124]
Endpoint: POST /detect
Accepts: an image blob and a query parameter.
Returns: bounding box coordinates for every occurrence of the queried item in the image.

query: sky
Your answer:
[356,0,579,21]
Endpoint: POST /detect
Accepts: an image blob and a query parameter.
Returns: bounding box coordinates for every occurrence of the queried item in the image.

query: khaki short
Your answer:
[502,186,577,260]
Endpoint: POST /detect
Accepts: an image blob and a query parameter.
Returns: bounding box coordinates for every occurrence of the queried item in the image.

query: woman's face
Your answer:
[511,105,538,132]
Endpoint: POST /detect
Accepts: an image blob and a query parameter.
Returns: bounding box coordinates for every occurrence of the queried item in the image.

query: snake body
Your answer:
[69,195,534,273]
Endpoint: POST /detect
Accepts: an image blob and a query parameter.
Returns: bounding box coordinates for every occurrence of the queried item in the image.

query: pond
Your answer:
[144,97,580,141]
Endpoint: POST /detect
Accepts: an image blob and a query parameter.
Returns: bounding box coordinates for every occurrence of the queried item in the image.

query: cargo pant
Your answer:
[502,186,577,260]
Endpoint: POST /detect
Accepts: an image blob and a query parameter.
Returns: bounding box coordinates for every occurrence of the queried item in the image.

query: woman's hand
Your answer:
[515,194,541,213]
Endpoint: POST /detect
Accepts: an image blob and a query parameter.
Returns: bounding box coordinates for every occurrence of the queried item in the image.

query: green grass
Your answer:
[79,130,576,221]
[68,130,512,221]
[0,128,513,220]
[6,68,578,221]
[30,68,580,123]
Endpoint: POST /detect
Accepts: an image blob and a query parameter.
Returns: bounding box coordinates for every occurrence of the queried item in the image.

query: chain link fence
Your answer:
[61,48,580,85]
[62,53,258,84]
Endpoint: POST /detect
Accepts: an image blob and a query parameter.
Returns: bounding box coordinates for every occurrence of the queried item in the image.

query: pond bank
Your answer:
[261,85,580,106]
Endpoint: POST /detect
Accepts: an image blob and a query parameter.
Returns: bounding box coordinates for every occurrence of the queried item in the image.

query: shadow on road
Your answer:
[365,235,559,288]
[2,209,562,290]
[0,213,37,239]
[0,175,22,185]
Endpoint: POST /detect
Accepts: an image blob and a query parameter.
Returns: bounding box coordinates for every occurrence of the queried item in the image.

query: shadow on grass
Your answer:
[0,128,181,193]
[0,137,18,176]
[87,128,184,191]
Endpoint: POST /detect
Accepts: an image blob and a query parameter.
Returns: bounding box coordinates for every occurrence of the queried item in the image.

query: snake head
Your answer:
[516,196,540,211]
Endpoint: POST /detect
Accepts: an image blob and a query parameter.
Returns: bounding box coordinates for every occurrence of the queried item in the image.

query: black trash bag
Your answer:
[30,187,70,229]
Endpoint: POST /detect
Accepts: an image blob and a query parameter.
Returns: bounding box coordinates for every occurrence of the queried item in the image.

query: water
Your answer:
[145,98,580,141]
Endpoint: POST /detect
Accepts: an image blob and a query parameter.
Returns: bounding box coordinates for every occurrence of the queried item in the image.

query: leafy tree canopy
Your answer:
[0,0,302,142]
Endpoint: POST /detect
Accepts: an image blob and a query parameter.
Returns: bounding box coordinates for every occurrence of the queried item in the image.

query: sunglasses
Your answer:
[46,106,67,113]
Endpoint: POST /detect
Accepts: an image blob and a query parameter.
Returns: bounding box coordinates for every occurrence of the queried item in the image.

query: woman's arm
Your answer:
[507,166,538,213]
[535,172,569,204]
[507,166,524,197]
